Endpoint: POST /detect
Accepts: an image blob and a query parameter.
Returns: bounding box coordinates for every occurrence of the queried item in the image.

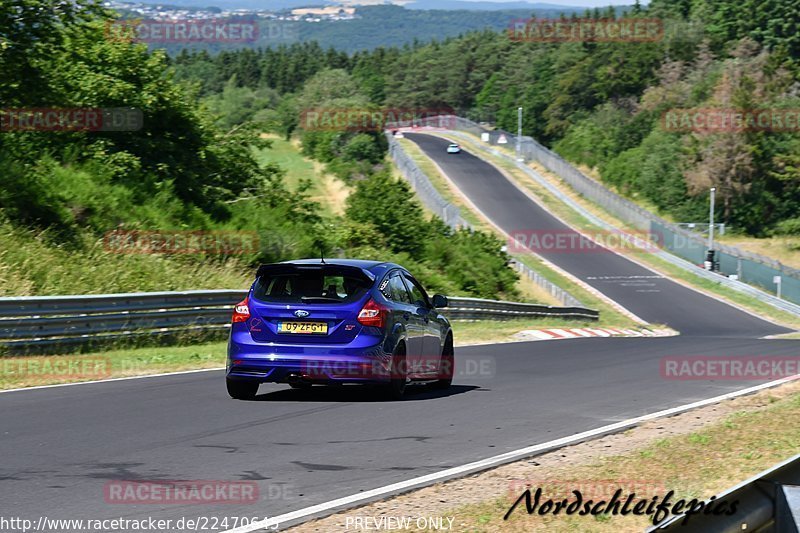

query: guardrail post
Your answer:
[777,485,800,531]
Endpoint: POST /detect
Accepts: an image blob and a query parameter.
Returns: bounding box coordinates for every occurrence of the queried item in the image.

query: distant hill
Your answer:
[404,0,589,11]
[129,0,600,11]
[296,5,583,51]
[129,0,338,9]
[150,4,594,54]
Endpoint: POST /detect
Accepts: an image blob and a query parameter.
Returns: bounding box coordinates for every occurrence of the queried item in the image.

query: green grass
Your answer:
[252,134,348,217]
[0,135,348,297]
[0,341,227,390]
[0,221,251,296]
[434,386,800,532]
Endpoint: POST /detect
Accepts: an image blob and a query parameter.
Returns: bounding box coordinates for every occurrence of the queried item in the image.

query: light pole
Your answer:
[705,187,716,271]
[516,107,523,161]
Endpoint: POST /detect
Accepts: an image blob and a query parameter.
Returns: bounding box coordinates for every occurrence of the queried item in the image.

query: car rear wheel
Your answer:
[227,378,258,400]
[383,344,407,400]
[435,335,454,389]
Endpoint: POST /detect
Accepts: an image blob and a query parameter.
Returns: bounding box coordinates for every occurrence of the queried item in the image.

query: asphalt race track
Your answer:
[1,135,798,532]
[3,337,800,529]
[404,133,790,339]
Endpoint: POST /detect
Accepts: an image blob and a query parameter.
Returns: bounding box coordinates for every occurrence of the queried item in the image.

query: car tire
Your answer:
[227,378,258,400]
[383,344,407,400]
[435,335,454,389]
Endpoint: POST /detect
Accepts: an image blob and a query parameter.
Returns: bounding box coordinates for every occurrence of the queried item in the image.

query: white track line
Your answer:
[0,367,224,394]
[221,374,800,533]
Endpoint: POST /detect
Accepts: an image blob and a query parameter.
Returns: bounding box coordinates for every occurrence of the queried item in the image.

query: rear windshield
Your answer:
[252,266,372,304]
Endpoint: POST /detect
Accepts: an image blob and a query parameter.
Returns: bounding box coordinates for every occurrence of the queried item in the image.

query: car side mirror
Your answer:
[432,294,448,308]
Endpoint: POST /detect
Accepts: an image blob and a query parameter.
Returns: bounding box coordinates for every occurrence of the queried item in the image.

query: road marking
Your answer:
[0,367,225,394]
[586,275,664,280]
[220,374,799,533]
[515,327,674,341]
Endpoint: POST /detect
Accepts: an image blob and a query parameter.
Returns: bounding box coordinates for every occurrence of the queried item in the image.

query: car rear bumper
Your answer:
[227,332,393,384]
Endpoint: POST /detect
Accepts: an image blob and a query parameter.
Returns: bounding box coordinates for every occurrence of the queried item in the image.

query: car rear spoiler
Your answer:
[254,263,376,282]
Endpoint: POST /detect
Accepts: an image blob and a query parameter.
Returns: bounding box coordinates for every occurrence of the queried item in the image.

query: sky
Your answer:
[459,0,643,5]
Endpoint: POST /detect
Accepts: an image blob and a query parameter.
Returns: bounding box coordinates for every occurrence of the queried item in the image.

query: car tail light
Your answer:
[358,298,387,328]
[232,297,250,323]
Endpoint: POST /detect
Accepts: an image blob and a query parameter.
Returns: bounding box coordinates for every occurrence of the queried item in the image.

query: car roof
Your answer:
[279,258,402,275]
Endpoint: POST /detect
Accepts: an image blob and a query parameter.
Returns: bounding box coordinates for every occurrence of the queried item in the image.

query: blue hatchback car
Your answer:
[226,259,454,400]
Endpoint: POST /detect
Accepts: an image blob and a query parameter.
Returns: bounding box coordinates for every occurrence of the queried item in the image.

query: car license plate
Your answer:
[277,321,328,335]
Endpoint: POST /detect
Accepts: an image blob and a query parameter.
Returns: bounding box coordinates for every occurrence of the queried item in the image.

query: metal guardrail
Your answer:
[0,291,598,353]
[0,290,247,318]
[509,258,585,309]
[0,290,248,353]
[443,296,598,321]
[651,453,800,532]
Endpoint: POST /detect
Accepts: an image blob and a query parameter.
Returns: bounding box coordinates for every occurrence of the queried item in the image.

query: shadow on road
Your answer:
[250,383,481,403]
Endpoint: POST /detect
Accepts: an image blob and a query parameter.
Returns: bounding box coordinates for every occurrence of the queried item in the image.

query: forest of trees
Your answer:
[171,0,800,237]
[0,0,518,298]
[129,5,591,55]
[3,0,800,298]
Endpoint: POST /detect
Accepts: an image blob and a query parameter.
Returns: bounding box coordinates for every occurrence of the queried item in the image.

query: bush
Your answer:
[774,217,800,236]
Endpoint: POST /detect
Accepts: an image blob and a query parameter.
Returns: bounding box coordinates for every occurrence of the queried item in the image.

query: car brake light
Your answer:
[358,298,387,328]
[232,297,250,323]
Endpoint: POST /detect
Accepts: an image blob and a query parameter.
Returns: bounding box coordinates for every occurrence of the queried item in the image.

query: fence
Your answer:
[387,133,468,229]
[386,132,587,308]
[509,259,584,308]
[435,115,800,307]
[0,290,598,354]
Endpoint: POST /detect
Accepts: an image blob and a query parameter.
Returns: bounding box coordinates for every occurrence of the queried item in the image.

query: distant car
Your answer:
[226,259,453,400]
[446,143,461,154]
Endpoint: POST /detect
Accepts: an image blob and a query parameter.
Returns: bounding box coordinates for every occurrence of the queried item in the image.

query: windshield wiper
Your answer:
[300,296,341,302]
